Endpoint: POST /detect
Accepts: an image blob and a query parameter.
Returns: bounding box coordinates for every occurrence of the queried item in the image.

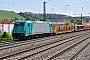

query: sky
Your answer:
[0,0,90,16]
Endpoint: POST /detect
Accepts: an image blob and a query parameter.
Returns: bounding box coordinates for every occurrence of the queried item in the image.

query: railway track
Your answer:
[0,36,56,47]
[20,35,90,60]
[73,41,90,60]
[47,36,90,60]
[0,30,89,49]
[68,42,90,60]
[0,30,90,60]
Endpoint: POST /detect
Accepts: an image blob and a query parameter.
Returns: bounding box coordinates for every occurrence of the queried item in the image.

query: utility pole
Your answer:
[81,14,82,24]
[43,2,47,21]
[81,7,83,24]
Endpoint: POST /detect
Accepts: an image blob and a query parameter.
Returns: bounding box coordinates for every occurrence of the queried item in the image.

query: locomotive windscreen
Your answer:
[14,22,25,27]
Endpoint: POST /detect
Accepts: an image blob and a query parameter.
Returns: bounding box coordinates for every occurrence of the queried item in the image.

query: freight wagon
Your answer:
[52,24,90,34]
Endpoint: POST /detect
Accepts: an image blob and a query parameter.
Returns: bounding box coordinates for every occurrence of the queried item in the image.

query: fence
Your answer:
[0,22,14,34]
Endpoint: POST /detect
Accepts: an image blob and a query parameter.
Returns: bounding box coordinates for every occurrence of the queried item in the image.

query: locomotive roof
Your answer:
[32,21,48,23]
[15,20,32,23]
[15,20,52,24]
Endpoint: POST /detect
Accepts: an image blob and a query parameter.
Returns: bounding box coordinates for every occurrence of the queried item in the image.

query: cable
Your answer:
[0,6,21,12]
[79,0,90,9]
[17,0,42,8]
[47,0,64,7]
[0,0,42,11]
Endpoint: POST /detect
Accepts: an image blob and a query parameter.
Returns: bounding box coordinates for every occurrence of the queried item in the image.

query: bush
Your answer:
[1,38,7,42]
[0,32,13,42]
[0,29,1,33]
[52,26,55,30]
[68,26,73,30]
[65,21,70,25]
[60,27,64,30]
[59,27,64,31]
[0,33,2,37]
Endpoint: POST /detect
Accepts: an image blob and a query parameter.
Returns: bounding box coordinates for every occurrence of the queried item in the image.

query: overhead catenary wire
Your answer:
[15,0,64,13]
[47,0,64,7]
[16,0,42,8]
[0,0,42,11]
[0,0,90,15]
[0,6,21,12]
[79,0,90,9]
[47,0,84,14]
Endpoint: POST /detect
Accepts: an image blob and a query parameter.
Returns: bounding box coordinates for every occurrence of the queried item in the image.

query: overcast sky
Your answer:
[0,0,90,16]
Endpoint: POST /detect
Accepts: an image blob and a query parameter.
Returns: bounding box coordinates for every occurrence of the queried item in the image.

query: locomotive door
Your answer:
[28,23,30,33]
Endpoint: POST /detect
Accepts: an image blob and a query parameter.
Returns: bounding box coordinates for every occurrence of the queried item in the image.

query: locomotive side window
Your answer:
[28,23,30,26]
[51,24,52,26]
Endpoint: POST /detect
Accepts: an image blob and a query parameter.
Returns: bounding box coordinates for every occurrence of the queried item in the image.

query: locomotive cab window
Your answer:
[14,22,25,27]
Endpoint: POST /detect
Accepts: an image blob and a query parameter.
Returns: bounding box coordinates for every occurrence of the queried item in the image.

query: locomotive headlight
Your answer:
[13,31,15,33]
[21,32,23,33]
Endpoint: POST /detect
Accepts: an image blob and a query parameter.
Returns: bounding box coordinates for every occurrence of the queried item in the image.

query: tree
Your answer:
[70,18,75,23]
[3,19,8,22]
[70,18,82,25]
[65,21,70,25]
[10,19,15,22]
[76,18,82,24]
[26,18,30,20]
[46,20,50,22]
[19,12,23,15]
[0,32,13,42]
[15,17,18,20]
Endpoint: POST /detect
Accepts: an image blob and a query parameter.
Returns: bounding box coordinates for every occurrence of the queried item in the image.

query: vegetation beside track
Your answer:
[0,31,13,42]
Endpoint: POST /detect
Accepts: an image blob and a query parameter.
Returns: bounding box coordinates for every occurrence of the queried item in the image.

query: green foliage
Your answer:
[0,32,3,38]
[19,12,72,21]
[18,12,37,21]
[31,43,35,47]
[0,29,1,34]
[70,18,82,24]
[0,10,25,22]
[0,32,13,42]
[65,21,70,25]
[59,27,64,31]
[68,26,73,30]
[71,18,75,23]
[15,17,19,20]
[0,10,72,22]
[76,18,82,24]
[52,26,55,30]
[46,20,50,22]
[60,27,64,30]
